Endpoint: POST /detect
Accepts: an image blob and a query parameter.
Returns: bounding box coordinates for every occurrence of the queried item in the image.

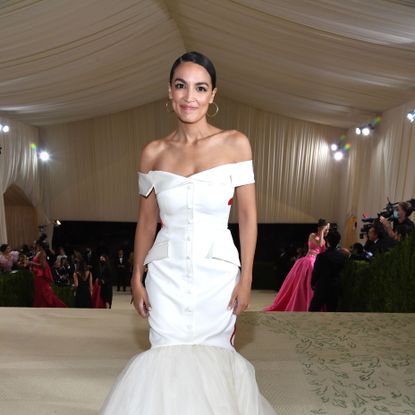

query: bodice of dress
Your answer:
[138,160,255,267]
[307,236,326,256]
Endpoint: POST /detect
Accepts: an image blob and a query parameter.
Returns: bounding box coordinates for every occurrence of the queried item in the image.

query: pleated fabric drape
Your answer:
[2,0,415,129]
[40,96,344,225]
[339,98,415,243]
[2,97,414,248]
[0,118,49,245]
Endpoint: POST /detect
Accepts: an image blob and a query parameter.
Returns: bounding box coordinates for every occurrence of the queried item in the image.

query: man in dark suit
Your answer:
[115,249,128,292]
[364,223,396,256]
[309,229,349,312]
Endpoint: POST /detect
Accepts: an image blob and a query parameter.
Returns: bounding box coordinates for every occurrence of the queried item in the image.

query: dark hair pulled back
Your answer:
[169,51,216,89]
[317,218,328,228]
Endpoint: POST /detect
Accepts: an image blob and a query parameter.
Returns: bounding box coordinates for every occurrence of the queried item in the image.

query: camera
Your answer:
[359,198,415,239]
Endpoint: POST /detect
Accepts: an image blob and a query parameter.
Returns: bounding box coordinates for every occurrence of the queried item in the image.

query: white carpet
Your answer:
[1,291,414,414]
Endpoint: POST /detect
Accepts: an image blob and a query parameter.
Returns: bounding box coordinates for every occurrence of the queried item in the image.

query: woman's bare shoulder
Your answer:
[139,136,171,173]
[223,130,252,161]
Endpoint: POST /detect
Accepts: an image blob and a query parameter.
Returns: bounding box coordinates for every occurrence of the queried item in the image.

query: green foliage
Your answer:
[0,269,34,306]
[0,269,75,307]
[52,284,75,307]
[339,231,415,312]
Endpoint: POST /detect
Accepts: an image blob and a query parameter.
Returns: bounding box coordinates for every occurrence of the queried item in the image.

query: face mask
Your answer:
[393,209,399,219]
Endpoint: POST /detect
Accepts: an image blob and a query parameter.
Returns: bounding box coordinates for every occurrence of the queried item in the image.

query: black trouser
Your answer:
[116,266,128,291]
[309,281,339,312]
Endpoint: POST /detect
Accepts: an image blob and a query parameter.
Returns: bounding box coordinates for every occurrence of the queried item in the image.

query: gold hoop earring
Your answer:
[207,102,219,118]
[165,100,174,113]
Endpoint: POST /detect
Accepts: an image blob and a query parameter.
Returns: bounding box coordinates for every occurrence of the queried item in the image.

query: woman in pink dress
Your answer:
[264,219,330,312]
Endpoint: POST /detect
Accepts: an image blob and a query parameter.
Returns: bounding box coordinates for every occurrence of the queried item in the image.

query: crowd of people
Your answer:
[0,236,134,309]
[264,200,414,313]
[1,201,413,312]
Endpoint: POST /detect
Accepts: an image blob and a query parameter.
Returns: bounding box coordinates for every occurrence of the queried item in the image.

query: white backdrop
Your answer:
[40,95,344,225]
[339,98,415,243]
[2,96,414,247]
[0,117,49,244]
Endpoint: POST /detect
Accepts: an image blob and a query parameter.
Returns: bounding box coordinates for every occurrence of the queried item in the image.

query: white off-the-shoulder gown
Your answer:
[100,160,277,414]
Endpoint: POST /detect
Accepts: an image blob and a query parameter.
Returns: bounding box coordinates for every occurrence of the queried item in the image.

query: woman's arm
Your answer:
[236,184,257,288]
[228,134,257,315]
[131,142,160,318]
[309,226,327,247]
[379,216,398,240]
[88,271,93,294]
[73,272,78,288]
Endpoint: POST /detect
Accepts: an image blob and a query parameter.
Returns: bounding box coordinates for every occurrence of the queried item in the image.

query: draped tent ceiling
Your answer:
[1,0,415,128]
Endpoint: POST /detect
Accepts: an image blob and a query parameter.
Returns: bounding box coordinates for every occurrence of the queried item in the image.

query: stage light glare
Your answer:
[331,144,338,151]
[362,127,370,136]
[355,127,361,135]
[334,151,344,161]
[39,151,50,161]
[407,111,415,123]
[2,125,9,133]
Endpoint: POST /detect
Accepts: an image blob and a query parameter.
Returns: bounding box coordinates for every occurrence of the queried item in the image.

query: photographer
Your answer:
[379,201,414,241]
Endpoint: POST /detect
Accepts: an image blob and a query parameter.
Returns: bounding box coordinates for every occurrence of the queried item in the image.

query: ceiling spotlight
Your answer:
[2,125,9,133]
[362,127,371,136]
[331,144,338,151]
[407,111,415,123]
[355,127,361,135]
[53,219,61,226]
[334,151,344,161]
[39,151,50,161]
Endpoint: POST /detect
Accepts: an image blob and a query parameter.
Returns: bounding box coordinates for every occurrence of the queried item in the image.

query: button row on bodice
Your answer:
[185,183,194,329]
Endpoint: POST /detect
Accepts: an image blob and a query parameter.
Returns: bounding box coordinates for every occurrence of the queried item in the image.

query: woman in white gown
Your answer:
[100,51,277,414]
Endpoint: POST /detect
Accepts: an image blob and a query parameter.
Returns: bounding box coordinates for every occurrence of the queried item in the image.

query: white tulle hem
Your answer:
[100,344,277,415]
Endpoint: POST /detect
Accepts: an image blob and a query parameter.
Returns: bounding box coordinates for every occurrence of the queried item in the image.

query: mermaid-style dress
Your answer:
[100,160,276,414]
[264,236,326,312]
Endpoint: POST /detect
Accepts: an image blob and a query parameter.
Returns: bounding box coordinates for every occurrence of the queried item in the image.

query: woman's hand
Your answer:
[228,280,251,315]
[379,216,392,229]
[132,282,152,319]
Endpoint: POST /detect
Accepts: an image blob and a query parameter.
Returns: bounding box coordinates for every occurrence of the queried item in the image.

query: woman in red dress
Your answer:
[30,242,67,308]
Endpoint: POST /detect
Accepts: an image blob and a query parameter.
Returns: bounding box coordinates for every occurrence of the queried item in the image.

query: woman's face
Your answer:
[319,224,330,236]
[324,224,330,236]
[168,62,217,124]
[397,205,406,222]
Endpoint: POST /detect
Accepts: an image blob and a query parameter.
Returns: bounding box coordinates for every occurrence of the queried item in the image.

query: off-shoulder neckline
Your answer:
[139,159,252,179]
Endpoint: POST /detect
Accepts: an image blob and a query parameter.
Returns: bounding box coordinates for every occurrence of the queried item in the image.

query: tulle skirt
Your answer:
[100,344,276,414]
